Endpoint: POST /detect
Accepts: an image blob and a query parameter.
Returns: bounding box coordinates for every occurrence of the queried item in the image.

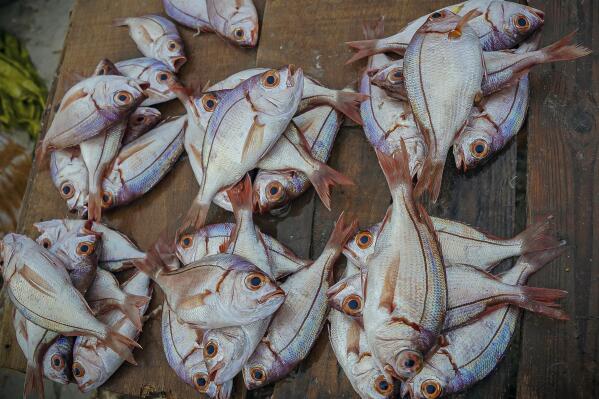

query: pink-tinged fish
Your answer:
[72,270,151,392]
[163,0,211,32]
[205,0,259,47]
[180,66,303,230]
[34,219,145,272]
[367,59,407,101]
[344,216,561,272]
[404,10,484,202]
[42,336,74,385]
[401,247,567,398]
[116,58,180,106]
[242,213,356,389]
[1,234,140,364]
[50,148,88,213]
[114,15,187,71]
[362,146,446,380]
[346,0,544,63]
[124,107,162,145]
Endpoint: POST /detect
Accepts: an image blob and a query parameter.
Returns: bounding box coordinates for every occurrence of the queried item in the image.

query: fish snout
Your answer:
[171,56,187,72]
[286,65,303,87]
[258,287,286,304]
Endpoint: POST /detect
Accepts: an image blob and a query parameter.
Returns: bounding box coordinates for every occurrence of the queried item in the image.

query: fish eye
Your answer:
[469,139,490,159]
[192,372,210,393]
[168,40,179,51]
[249,366,267,382]
[60,183,75,200]
[114,91,134,106]
[265,182,284,202]
[342,294,363,316]
[234,27,245,40]
[388,67,404,83]
[430,11,444,19]
[77,241,95,256]
[261,70,280,88]
[41,238,52,249]
[245,273,267,290]
[374,375,393,395]
[101,191,114,208]
[50,354,65,371]
[179,234,194,249]
[204,340,218,359]
[513,14,530,31]
[136,115,146,123]
[355,231,373,249]
[202,94,218,112]
[72,362,85,378]
[157,71,171,83]
[421,379,443,399]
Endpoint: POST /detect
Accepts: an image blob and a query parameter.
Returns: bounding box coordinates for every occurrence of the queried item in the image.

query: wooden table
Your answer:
[1,0,597,398]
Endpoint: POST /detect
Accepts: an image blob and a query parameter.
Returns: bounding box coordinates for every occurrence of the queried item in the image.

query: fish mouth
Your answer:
[258,287,286,304]
[171,56,187,72]
[249,27,259,46]
[286,65,303,87]
[366,67,381,77]
[527,6,545,21]
[455,148,466,171]
[400,382,414,399]
[326,281,347,299]
[208,360,224,382]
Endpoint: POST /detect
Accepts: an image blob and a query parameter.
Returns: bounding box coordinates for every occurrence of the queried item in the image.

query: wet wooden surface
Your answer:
[0,0,596,398]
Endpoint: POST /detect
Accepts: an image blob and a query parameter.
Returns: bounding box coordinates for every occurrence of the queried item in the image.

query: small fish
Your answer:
[116,58,180,106]
[242,213,356,389]
[50,148,88,213]
[34,219,145,272]
[42,336,74,385]
[346,0,544,63]
[205,0,259,47]
[1,234,140,365]
[402,247,567,398]
[403,10,484,201]
[73,271,152,392]
[124,107,162,145]
[362,146,446,380]
[114,15,187,71]
[344,216,561,272]
[163,0,211,32]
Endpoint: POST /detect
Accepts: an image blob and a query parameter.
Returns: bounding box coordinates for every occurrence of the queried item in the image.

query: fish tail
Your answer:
[23,363,44,399]
[86,189,103,222]
[182,199,210,231]
[414,157,444,203]
[112,17,129,27]
[309,162,354,211]
[102,328,141,365]
[216,380,234,399]
[514,286,569,320]
[375,140,414,198]
[132,229,179,280]
[121,293,150,331]
[320,212,358,280]
[517,216,563,254]
[518,245,568,279]
[345,18,386,64]
[328,90,369,125]
[541,31,592,63]
[227,174,254,216]
[34,142,49,170]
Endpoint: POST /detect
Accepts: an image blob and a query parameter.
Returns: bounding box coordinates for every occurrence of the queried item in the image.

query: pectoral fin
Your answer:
[178,290,212,310]
[241,116,265,162]
[19,265,57,299]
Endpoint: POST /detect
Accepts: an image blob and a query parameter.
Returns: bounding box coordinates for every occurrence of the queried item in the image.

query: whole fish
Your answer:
[328,261,394,399]
[37,75,148,165]
[358,22,425,176]
[344,216,560,271]
[205,0,259,47]
[101,116,187,210]
[1,234,140,364]
[124,107,162,145]
[34,219,145,272]
[50,148,88,213]
[402,247,567,398]
[85,269,151,331]
[42,336,74,385]
[346,0,544,63]
[242,213,356,389]
[163,0,211,33]
[116,58,180,106]
[161,303,233,398]
[180,65,303,230]
[362,146,446,380]
[114,15,187,71]
[404,10,484,201]
[72,270,151,392]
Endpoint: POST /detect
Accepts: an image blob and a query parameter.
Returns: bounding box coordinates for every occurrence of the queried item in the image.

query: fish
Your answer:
[361,145,446,380]
[113,15,187,71]
[344,216,561,272]
[101,115,187,210]
[401,247,567,398]
[37,75,149,165]
[1,233,140,365]
[123,107,162,145]
[116,58,180,106]
[358,22,425,176]
[161,303,233,398]
[328,261,394,399]
[179,65,303,230]
[367,59,407,101]
[85,269,151,331]
[72,270,152,392]
[163,0,211,33]
[205,0,259,47]
[50,148,88,213]
[403,10,484,202]
[34,219,146,272]
[42,336,74,385]
[346,0,544,63]
[242,213,356,389]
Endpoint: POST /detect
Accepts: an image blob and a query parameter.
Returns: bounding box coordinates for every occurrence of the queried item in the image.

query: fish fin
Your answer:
[310,162,354,211]
[541,31,592,64]
[93,58,121,76]
[414,156,444,203]
[375,140,413,198]
[379,257,398,313]
[121,294,150,331]
[116,140,155,164]
[102,328,140,365]
[34,142,50,170]
[112,17,129,27]
[60,87,89,111]
[178,290,212,309]
[517,216,563,254]
[511,245,568,281]
[346,321,361,356]
[345,18,387,64]
[224,175,253,252]
[417,203,439,242]
[180,199,210,231]
[86,190,103,222]
[23,363,44,399]
[324,91,369,125]
[449,9,482,40]
[319,213,358,282]
[241,117,265,162]
[132,231,178,280]
[20,264,57,298]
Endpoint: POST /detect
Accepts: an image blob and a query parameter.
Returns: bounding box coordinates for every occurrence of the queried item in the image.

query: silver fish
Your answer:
[163,0,211,32]
[73,270,152,392]
[34,219,145,272]
[116,58,180,106]
[404,10,484,202]
[367,59,407,101]
[114,15,187,71]
[242,213,356,389]
[123,107,162,145]
[205,0,259,47]
[402,247,567,398]
[50,148,88,213]
[42,335,74,385]
[346,0,544,63]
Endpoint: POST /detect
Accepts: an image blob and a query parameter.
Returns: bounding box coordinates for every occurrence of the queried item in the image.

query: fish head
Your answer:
[242,343,279,390]
[247,65,304,120]
[191,91,227,129]
[342,223,381,267]
[402,366,450,399]
[34,220,69,251]
[227,12,259,47]
[351,354,395,398]
[253,171,295,214]
[43,336,74,384]
[50,150,89,213]
[486,1,544,48]
[182,354,217,396]
[155,34,187,72]
[452,115,497,171]
[147,62,180,99]
[202,328,246,383]
[51,222,101,271]
[326,275,364,319]
[128,107,162,132]
[368,61,404,92]
[72,346,107,392]
[418,9,462,34]
[92,76,150,118]
[176,224,233,266]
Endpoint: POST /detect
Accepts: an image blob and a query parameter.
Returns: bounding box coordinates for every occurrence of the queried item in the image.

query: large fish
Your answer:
[362,146,446,380]
[123,107,162,145]
[114,15,187,71]
[401,247,567,398]
[404,10,484,201]
[242,213,356,389]
[346,0,544,63]
[116,58,180,106]
[50,148,88,214]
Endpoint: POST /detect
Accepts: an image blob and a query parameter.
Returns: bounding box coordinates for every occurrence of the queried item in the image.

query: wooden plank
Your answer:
[516,0,599,398]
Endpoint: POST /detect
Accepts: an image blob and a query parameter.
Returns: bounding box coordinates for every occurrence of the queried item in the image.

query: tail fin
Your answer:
[414,156,444,203]
[319,212,358,281]
[324,90,369,125]
[34,142,49,170]
[514,286,569,320]
[227,174,254,216]
[513,245,568,283]
[112,17,129,27]
[541,31,592,64]
[309,163,354,211]
[86,190,103,222]
[121,294,151,331]
[102,328,141,365]
[132,233,176,280]
[23,363,44,399]
[345,18,386,65]
[375,140,413,199]
[181,199,210,232]
[516,216,562,254]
